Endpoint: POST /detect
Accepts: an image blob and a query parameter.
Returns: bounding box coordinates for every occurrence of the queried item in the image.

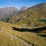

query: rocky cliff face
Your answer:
[0,6,20,21]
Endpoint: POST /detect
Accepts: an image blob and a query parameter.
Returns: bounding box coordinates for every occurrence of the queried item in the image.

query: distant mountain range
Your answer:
[19,6,28,12]
[0,6,27,22]
[0,3,46,23]
[8,3,46,24]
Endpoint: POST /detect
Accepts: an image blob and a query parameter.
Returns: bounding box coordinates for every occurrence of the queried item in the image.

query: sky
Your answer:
[0,0,46,8]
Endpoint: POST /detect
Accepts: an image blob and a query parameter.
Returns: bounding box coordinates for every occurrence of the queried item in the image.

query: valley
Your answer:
[0,3,46,46]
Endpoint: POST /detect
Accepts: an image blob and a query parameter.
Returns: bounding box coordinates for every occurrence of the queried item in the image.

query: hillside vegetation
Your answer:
[0,21,46,46]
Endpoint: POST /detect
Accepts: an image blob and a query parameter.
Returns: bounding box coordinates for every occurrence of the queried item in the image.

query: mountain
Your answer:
[0,3,46,46]
[19,6,28,12]
[0,6,20,22]
[8,3,46,25]
[18,3,46,20]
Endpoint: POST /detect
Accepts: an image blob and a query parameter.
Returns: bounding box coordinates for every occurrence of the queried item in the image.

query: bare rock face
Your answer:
[19,6,28,12]
[0,6,20,21]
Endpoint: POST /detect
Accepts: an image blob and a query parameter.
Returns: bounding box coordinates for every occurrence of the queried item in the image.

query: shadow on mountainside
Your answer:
[12,26,46,32]
[12,26,46,37]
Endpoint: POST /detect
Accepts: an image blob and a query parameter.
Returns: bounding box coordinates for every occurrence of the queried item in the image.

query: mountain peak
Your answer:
[20,6,28,12]
[40,2,46,5]
[38,3,46,6]
[31,2,46,9]
[21,6,27,8]
[9,6,20,10]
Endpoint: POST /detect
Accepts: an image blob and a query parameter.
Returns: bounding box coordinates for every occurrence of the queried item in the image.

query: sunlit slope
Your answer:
[19,3,46,19]
[0,22,26,46]
[8,17,46,28]
[0,21,46,46]
[14,19,46,27]
[8,3,46,23]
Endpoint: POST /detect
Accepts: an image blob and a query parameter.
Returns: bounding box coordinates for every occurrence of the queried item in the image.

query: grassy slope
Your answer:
[8,3,46,26]
[0,21,46,46]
